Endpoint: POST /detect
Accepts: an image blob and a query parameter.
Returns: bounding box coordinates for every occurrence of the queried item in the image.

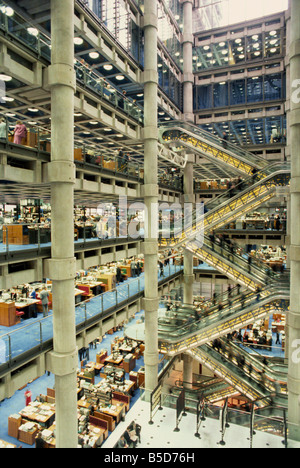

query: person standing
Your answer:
[13,120,27,145]
[39,286,50,317]
[0,117,7,140]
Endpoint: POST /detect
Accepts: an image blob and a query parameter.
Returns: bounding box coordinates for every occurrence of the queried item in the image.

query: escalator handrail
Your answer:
[159,121,270,170]
[158,288,290,344]
[159,163,290,249]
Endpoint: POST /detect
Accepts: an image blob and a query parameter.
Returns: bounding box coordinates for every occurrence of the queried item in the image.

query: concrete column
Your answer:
[182,354,193,389]
[182,0,194,122]
[183,160,194,305]
[142,0,159,394]
[45,0,78,448]
[182,1,195,305]
[288,0,300,442]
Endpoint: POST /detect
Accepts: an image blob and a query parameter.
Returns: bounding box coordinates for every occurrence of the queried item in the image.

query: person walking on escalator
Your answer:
[222,131,228,150]
[251,167,258,184]
[209,231,215,250]
[256,285,262,302]
[248,255,252,273]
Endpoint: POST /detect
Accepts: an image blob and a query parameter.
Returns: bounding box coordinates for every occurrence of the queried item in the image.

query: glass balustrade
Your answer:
[0,220,148,255]
[0,2,144,124]
[158,285,289,347]
[159,120,270,173]
[159,163,290,249]
[0,263,184,367]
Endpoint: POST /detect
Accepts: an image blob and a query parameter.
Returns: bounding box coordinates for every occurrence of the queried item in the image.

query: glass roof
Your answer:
[193,0,288,33]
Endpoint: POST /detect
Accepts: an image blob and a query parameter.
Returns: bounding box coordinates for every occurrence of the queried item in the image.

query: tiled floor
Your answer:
[103,398,300,449]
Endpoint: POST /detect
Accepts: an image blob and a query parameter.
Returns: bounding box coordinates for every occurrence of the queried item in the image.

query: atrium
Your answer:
[0,0,298,450]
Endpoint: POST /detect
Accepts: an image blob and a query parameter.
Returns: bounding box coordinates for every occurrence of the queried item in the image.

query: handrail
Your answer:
[159,120,270,172]
[158,287,290,351]
[159,163,290,250]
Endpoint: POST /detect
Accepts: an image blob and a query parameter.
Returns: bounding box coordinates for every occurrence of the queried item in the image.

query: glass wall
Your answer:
[193,0,288,33]
[193,28,285,72]
[85,0,143,64]
[194,72,285,110]
[200,115,287,146]
[158,52,182,109]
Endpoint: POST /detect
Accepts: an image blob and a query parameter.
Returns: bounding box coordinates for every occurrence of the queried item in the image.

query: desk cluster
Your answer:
[7,337,145,448]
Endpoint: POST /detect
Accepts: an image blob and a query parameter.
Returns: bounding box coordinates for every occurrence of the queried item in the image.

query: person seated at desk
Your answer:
[35,432,46,449]
[124,428,138,448]
[128,421,141,444]
[116,435,128,448]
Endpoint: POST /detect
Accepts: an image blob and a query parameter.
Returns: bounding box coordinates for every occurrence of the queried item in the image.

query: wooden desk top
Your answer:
[77,399,92,410]
[14,299,40,309]
[19,402,55,424]
[100,402,125,420]
[86,362,104,371]
[104,354,123,365]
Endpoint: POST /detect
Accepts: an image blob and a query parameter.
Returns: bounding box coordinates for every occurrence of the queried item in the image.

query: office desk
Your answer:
[96,273,116,291]
[15,299,39,320]
[0,301,18,327]
[104,354,124,366]
[19,402,56,428]
[77,399,92,410]
[100,403,126,424]
[77,282,104,297]
[85,362,104,376]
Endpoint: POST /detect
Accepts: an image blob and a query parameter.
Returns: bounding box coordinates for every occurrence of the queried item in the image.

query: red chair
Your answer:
[16,311,24,322]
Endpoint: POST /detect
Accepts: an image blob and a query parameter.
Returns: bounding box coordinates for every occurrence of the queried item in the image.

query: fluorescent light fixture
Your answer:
[89,52,100,59]
[0,74,12,82]
[74,37,84,45]
[27,27,39,36]
[5,7,14,16]
[28,108,39,112]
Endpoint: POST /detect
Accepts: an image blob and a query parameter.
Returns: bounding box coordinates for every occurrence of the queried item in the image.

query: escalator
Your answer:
[159,162,290,252]
[169,377,236,404]
[186,233,281,290]
[158,284,289,356]
[187,338,288,404]
[159,121,270,176]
